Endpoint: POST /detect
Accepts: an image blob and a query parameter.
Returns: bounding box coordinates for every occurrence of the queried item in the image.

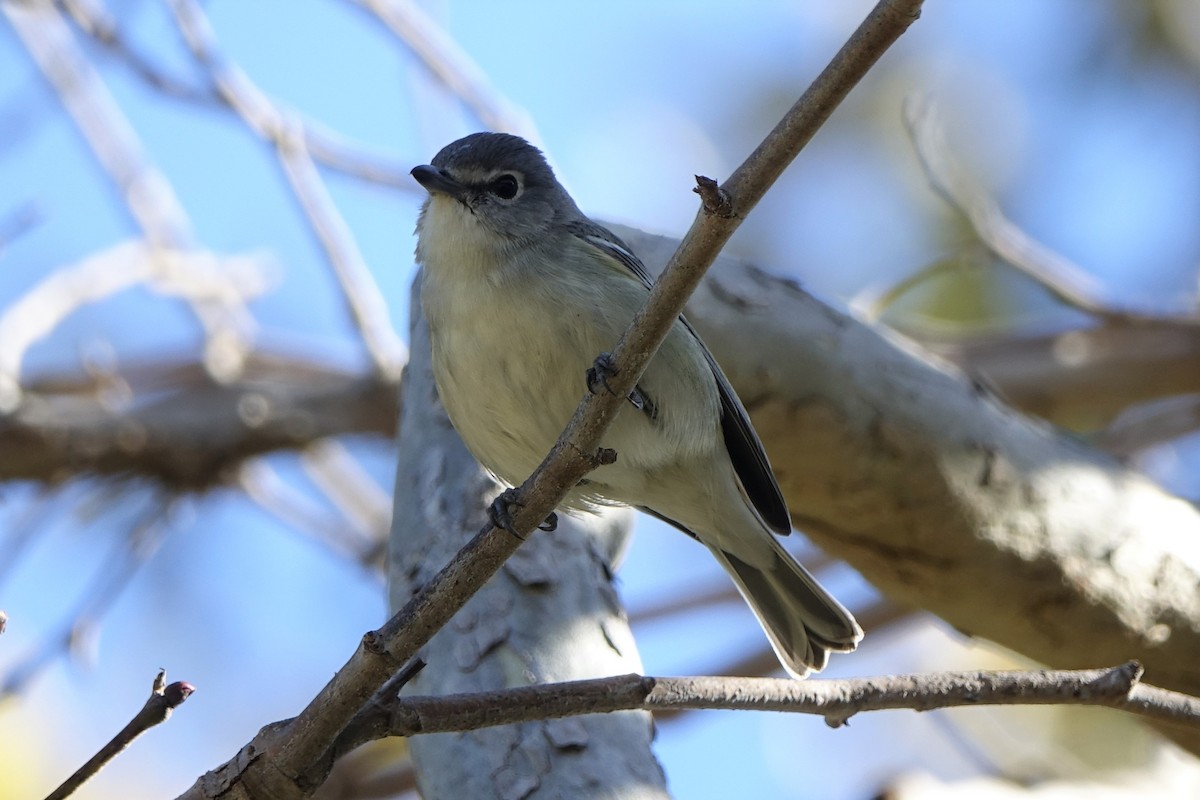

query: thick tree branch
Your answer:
[618,225,1200,756]
[1,352,396,490]
[174,3,923,796]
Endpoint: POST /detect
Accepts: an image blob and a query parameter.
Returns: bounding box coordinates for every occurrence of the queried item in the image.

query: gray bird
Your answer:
[412,132,861,675]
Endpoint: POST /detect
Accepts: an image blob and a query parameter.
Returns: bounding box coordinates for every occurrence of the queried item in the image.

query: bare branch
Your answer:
[0,200,43,250]
[0,351,397,490]
[350,0,540,139]
[43,670,195,800]
[1095,393,1200,457]
[4,1,253,377]
[174,3,923,796]
[918,322,1200,430]
[167,0,407,380]
[58,0,213,102]
[903,95,1200,324]
[0,240,270,410]
[329,663,1200,755]
[299,440,392,550]
[238,458,383,571]
[61,0,418,188]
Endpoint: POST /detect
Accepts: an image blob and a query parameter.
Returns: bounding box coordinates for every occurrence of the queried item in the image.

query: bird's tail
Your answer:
[708,536,862,677]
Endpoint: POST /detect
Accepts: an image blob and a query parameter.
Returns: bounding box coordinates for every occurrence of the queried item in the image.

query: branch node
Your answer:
[693,175,734,217]
[593,447,618,467]
[361,630,387,655]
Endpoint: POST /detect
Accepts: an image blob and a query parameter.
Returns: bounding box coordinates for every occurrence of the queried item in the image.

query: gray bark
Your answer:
[388,292,669,800]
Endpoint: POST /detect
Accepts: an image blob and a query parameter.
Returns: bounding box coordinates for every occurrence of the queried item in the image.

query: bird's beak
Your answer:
[411,165,467,200]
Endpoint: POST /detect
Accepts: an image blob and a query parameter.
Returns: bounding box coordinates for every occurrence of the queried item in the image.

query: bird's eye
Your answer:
[490,174,520,200]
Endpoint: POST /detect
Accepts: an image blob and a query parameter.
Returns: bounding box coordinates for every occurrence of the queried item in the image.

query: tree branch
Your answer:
[43,670,195,800]
[903,95,1200,325]
[1,351,396,490]
[330,663,1200,755]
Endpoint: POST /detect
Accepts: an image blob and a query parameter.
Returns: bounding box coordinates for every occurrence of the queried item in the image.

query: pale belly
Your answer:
[421,262,722,510]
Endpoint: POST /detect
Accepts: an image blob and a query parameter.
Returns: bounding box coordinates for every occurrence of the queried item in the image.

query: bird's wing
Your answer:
[566,220,792,536]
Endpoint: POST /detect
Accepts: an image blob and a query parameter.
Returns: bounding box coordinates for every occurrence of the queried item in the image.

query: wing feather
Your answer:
[566,221,792,536]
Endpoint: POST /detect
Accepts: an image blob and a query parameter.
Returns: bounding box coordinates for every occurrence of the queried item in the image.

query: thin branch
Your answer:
[175,4,923,796]
[330,662,1200,756]
[4,1,253,378]
[350,0,540,140]
[299,440,392,550]
[0,200,43,251]
[167,0,407,380]
[903,95,1200,325]
[238,458,383,572]
[916,320,1200,430]
[58,0,213,102]
[43,670,195,800]
[1095,393,1200,457]
[0,239,269,409]
[61,0,418,188]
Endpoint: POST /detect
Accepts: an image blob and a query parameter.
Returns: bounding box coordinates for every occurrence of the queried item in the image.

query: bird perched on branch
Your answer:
[412,132,861,676]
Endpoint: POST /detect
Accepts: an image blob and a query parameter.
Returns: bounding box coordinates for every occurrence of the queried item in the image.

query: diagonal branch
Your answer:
[350,0,540,139]
[903,95,1200,325]
[174,2,924,797]
[167,0,407,381]
[4,1,253,379]
[43,670,195,800]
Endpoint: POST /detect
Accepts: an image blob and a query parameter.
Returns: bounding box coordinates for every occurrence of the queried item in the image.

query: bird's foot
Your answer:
[586,352,619,396]
[487,489,557,539]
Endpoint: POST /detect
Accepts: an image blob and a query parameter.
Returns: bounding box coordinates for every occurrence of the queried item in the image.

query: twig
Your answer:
[239,457,383,572]
[350,0,539,139]
[43,669,195,800]
[329,662,1199,755]
[0,240,269,410]
[175,3,924,797]
[0,201,43,251]
[167,0,407,381]
[60,0,418,188]
[1095,393,1200,457]
[4,1,253,379]
[58,0,212,101]
[299,440,393,550]
[915,320,1200,429]
[903,95,1200,325]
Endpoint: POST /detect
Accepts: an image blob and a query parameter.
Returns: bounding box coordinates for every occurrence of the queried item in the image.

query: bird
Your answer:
[411,131,861,676]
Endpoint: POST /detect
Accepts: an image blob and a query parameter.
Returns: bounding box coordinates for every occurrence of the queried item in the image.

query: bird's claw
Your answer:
[586,352,619,396]
[487,489,557,539]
